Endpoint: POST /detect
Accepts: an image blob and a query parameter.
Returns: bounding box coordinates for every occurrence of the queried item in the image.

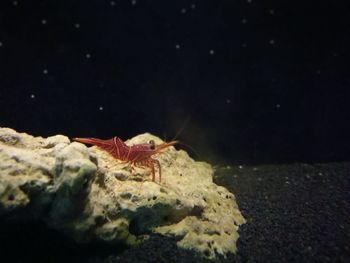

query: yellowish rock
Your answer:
[0,127,245,258]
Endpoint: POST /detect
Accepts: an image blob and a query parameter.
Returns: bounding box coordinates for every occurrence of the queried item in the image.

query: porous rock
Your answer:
[0,127,245,258]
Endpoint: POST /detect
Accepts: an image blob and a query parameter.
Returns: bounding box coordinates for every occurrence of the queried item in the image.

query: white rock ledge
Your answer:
[0,127,246,258]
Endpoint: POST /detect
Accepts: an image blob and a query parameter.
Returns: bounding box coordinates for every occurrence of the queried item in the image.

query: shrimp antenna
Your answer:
[171,115,191,141]
[177,141,201,160]
[168,116,201,159]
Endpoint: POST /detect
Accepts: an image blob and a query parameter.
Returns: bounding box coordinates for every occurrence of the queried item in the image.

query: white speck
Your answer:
[86,53,91,59]
[75,23,80,29]
[43,69,48,74]
[247,0,252,3]
[209,49,215,55]
[257,177,262,181]
[318,172,323,176]
[191,4,196,9]
[41,19,47,25]
[30,94,35,99]
[253,167,258,171]
[181,8,186,14]
[269,39,275,45]
[131,0,137,5]
[226,98,231,104]
[99,106,104,111]
[0,42,2,47]
[241,18,247,24]
[110,1,116,6]
[238,165,243,169]
[241,43,247,48]
[175,44,181,49]
[13,1,18,6]
[276,104,280,108]
[269,9,275,15]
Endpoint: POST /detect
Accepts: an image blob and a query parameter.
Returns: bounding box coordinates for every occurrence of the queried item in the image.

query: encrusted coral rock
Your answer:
[0,127,246,258]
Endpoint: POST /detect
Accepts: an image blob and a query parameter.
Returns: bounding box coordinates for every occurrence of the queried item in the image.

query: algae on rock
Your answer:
[0,127,245,258]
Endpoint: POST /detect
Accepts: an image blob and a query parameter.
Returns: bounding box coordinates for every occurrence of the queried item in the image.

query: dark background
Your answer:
[0,0,349,164]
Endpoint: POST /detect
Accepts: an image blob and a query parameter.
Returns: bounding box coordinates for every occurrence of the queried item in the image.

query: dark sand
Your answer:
[214,162,350,263]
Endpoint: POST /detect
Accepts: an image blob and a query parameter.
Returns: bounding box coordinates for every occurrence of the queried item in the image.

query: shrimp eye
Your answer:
[149,140,155,150]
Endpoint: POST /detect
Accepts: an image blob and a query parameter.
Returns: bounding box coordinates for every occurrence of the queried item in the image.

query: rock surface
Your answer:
[0,127,245,258]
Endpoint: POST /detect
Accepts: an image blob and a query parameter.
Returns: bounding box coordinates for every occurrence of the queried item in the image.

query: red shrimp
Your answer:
[73,136,178,183]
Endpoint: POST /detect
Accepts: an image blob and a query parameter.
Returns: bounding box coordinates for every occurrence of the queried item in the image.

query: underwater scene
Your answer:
[0,1,349,262]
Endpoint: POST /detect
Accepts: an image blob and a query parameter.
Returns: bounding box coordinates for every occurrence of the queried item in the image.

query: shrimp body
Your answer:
[73,136,178,182]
